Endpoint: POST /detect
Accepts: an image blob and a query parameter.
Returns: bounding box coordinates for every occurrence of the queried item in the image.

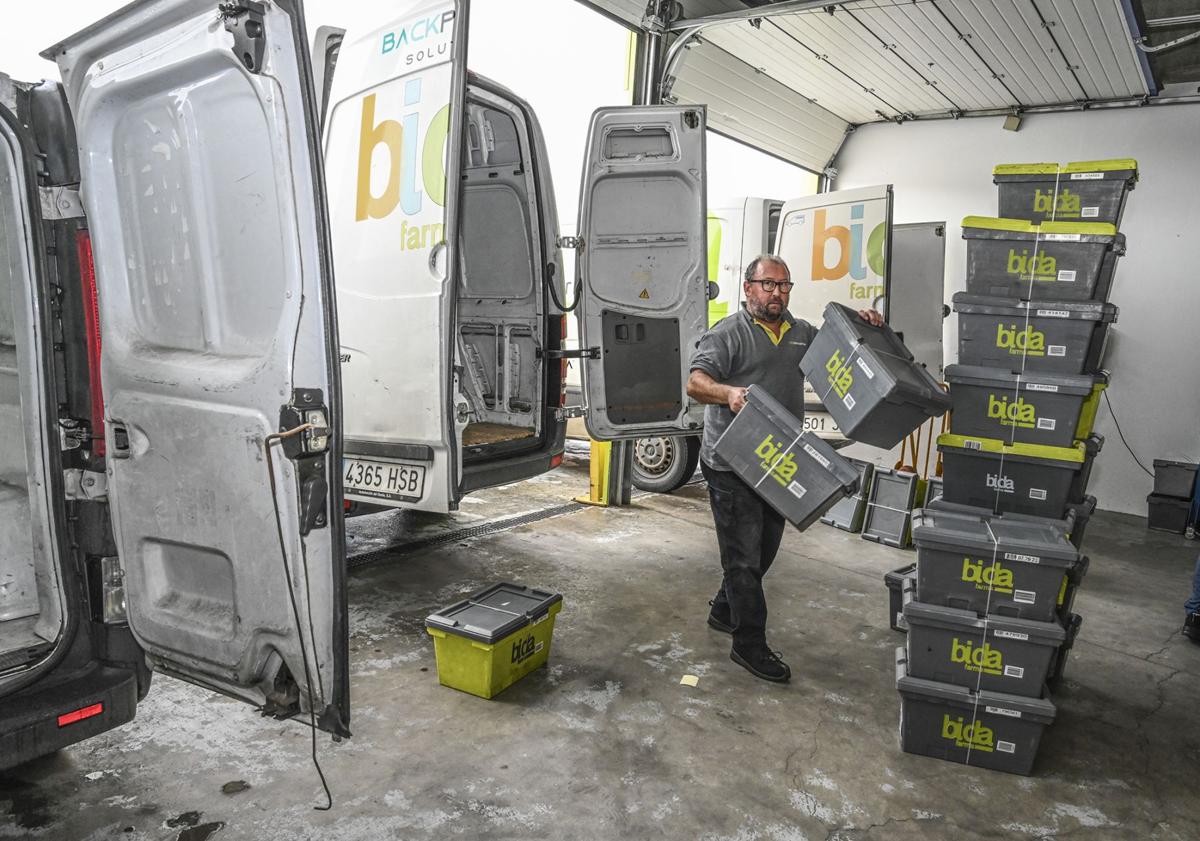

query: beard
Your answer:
[747,298,784,322]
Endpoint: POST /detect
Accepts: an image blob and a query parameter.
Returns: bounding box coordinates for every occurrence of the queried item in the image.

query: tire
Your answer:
[632,435,701,493]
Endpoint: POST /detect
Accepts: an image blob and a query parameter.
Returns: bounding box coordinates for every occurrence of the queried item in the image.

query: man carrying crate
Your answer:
[687,255,882,682]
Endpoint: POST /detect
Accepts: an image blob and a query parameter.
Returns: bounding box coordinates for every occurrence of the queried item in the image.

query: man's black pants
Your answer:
[701,461,787,647]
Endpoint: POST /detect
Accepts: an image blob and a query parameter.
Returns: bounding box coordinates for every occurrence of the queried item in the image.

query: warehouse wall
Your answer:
[833,105,1200,517]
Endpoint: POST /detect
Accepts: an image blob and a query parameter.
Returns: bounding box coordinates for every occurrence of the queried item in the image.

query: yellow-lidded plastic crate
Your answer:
[425,583,563,699]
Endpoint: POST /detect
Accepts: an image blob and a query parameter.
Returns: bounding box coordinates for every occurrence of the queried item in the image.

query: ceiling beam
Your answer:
[668,0,863,32]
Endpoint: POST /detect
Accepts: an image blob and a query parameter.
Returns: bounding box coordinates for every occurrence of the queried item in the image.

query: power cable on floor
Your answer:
[1102,389,1154,477]
[265,423,334,811]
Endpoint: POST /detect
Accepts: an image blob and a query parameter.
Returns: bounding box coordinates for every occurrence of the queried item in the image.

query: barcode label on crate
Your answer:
[996,741,1017,754]
[856,358,875,379]
[1013,590,1038,604]
[1048,345,1067,357]
[995,630,1030,642]
[843,393,856,410]
[986,706,1023,719]
[1043,234,1081,242]
[1036,418,1057,430]
[1037,309,1070,318]
[788,481,807,500]
[1056,270,1077,282]
[1029,488,1048,501]
[1071,172,1105,180]
[803,443,831,470]
[1081,207,1100,218]
[1004,665,1026,679]
[1027,383,1059,392]
[964,439,983,451]
[1004,552,1041,565]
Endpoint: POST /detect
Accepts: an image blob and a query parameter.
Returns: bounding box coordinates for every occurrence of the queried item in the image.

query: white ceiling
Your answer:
[579,0,1154,172]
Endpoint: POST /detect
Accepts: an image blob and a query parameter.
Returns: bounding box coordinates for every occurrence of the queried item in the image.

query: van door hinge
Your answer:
[219,1,268,74]
[38,186,83,220]
[556,236,584,251]
[555,406,586,421]
[64,469,108,501]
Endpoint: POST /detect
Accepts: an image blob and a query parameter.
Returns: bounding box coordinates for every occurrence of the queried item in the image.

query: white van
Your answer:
[1,0,711,769]
[316,7,708,514]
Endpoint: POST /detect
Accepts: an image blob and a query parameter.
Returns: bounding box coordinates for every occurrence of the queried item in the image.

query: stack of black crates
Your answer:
[890,159,1138,775]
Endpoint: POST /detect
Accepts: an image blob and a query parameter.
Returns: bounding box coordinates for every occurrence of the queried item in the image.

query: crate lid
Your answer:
[944,364,1105,396]
[912,506,1080,565]
[902,599,1068,646]
[895,648,1058,724]
[926,495,1096,534]
[936,433,1093,465]
[992,162,1060,176]
[960,216,1117,240]
[1152,459,1198,471]
[951,292,1119,323]
[815,303,954,412]
[426,583,563,644]
[884,562,918,590]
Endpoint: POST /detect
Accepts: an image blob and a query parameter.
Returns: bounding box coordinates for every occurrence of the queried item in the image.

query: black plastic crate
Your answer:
[1147,493,1190,534]
[862,468,925,548]
[1152,460,1197,500]
[993,159,1138,226]
[820,458,875,533]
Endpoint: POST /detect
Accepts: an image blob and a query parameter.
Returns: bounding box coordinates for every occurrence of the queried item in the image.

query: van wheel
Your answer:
[632,435,701,493]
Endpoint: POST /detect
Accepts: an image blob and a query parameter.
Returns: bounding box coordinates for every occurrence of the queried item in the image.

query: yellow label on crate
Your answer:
[825,349,854,398]
[942,715,995,752]
[755,434,799,488]
[951,637,1005,676]
[962,558,1014,594]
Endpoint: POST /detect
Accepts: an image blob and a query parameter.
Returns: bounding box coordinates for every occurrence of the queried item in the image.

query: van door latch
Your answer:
[278,389,331,535]
[38,186,84,220]
[555,236,584,251]
[219,1,267,74]
[541,348,600,360]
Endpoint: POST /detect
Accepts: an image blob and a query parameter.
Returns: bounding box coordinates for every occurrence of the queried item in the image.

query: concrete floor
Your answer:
[2,452,1198,841]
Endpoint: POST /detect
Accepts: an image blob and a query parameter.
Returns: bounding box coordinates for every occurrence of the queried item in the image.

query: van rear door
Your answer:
[576,106,709,440]
[321,1,469,512]
[47,0,349,734]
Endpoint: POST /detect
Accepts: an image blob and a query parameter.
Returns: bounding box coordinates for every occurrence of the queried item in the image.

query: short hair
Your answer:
[744,254,790,283]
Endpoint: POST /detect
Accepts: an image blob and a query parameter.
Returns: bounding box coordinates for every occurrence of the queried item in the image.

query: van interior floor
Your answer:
[3,452,1197,840]
[461,422,536,447]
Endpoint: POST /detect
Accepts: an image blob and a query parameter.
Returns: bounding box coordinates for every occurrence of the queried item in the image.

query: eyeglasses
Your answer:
[750,279,794,292]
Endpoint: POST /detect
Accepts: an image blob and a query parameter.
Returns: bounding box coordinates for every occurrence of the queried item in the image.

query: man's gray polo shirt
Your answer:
[689,307,818,471]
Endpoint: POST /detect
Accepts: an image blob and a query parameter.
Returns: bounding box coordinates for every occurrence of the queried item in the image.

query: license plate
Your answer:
[343,457,426,503]
[803,411,842,440]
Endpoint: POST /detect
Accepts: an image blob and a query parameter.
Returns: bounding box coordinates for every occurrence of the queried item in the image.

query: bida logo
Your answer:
[987,394,1036,429]
[754,435,799,488]
[1006,249,1057,282]
[962,558,1014,594]
[825,350,854,399]
[1033,188,1082,218]
[511,634,540,665]
[942,715,995,752]
[995,323,1046,357]
[951,638,1004,676]
[810,204,885,302]
[355,78,450,248]
[987,472,1014,493]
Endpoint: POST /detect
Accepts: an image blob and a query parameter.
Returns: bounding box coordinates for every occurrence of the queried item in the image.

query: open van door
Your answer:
[46,0,349,735]
[321,0,470,512]
[576,105,708,441]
